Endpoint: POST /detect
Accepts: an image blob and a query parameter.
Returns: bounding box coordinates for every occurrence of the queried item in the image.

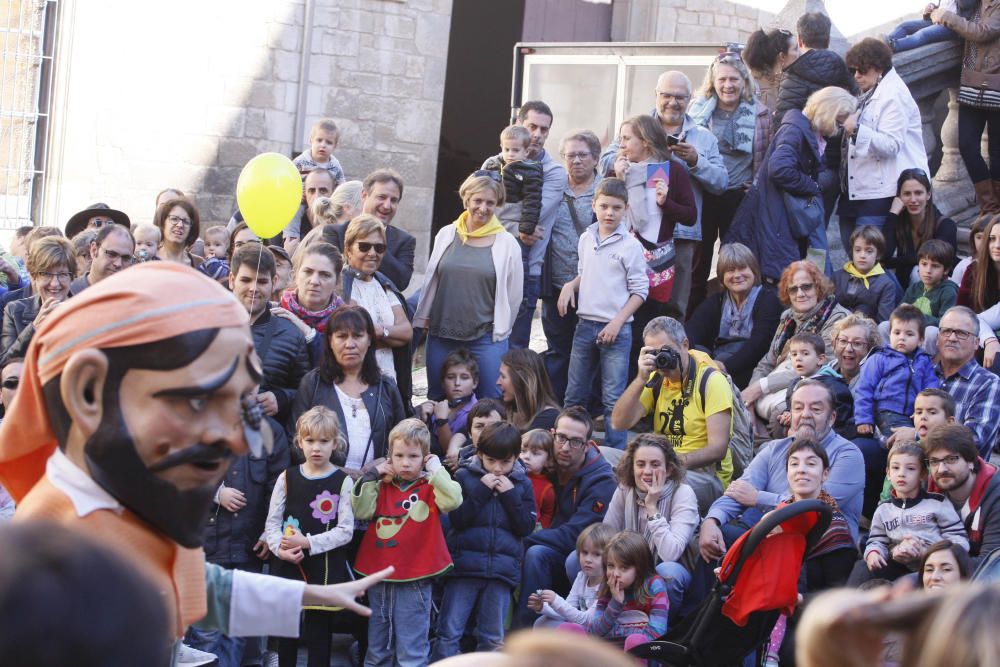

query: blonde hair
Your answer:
[27,236,77,277]
[459,173,506,208]
[133,223,161,243]
[716,242,761,286]
[905,584,1000,667]
[388,418,431,456]
[310,118,339,143]
[204,225,229,245]
[521,429,555,474]
[697,54,756,104]
[330,180,364,221]
[504,628,637,667]
[803,86,858,137]
[294,406,346,460]
[500,125,531,149]
[310,197,337,226]
[344,214,386,251]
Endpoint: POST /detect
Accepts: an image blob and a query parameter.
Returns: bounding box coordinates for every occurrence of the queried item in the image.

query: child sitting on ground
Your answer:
[352,418,462,667]
[855,442,968,584]
[885,0,976,53]
[855,305,940,438]
[520,428,557,529]
[561,531,668,653]
[450,397,507,470]
[133,223,161,262]
[903,239,957,328]
[481,125,544,241]
[833,225,899,323]
[434,422,536,658]
[264,406,354,667]
[773,332,854,440]
[529,523,615,628]
[417,348,479,460]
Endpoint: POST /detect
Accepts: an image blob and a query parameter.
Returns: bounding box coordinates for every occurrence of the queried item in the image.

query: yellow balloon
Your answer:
[236,152,303,239]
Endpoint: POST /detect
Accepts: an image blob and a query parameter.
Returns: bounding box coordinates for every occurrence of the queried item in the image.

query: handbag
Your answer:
[782,190,824,241]
[637,234,675,303]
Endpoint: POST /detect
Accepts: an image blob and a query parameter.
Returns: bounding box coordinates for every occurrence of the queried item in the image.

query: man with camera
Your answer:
[611,316,732,514]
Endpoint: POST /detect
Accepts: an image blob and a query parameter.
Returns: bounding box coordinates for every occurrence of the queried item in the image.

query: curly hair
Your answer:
[778,260,834,306]
[845,37,893,75]
[616,433,685,488]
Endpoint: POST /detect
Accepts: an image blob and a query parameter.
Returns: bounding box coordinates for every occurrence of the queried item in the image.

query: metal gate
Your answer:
[0,0,57,230]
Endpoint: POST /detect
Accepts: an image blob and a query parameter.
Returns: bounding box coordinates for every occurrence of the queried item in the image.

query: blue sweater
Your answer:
[447,456,537,587]
[853,346,940,425]
[706,429,865,540]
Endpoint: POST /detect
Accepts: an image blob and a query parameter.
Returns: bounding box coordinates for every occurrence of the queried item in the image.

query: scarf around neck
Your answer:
[687,94,756,155]
[843,261,885,289]
[280,288,344,333]
[775,295,838,359]
[454,210,505,243]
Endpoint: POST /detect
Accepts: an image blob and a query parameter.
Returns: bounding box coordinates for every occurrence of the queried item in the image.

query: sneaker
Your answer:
[176,642,218,667]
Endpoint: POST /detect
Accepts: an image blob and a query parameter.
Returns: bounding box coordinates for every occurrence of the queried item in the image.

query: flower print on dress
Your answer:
[310,490,339,524]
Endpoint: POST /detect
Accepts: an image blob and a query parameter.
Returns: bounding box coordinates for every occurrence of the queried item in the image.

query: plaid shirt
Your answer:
[937,358,1000,457]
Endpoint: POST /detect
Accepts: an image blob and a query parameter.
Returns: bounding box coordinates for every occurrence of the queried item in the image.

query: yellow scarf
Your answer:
[454,210,505,243]
[843,261,885,289]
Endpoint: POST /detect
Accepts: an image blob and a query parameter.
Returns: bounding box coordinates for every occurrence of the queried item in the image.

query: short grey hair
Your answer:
[643,316,687,346]
[791,378,835,411]
[943,305,981,331]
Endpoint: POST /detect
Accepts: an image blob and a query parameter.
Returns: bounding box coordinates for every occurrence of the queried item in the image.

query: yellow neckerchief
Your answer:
[454,210,505,243]
[843,261,885,289]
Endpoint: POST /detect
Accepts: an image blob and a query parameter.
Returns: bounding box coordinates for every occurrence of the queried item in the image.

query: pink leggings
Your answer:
[557,623,650,654]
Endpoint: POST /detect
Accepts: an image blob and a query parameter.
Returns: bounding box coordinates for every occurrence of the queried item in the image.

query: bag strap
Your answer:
[563,192,591,237]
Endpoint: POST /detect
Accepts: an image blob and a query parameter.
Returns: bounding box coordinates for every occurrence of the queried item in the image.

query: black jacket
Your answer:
[252,309,310,425]
[202,416,290,566]
[0,283,32,313]
[340,267,414,412]
[481,155,544,235]
[775,49,858,125]
[686,285,784,390]
[289,370,406,466]
[328,222,417,291]
[0,295,40,365]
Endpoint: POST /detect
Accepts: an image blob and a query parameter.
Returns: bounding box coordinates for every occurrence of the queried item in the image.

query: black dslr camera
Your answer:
[653,346,681,371]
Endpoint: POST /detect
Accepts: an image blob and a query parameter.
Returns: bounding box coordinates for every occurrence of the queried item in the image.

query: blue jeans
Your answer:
[656,560,692,623]
[565,318,631,449]
[838,213,889,259]
[425,332,507,401]
[511,274,541,349]
[888,20,957,51]
[365,580,432,667]
[854,435,889,518]
[541,296,577,403]
[185,626,244,667]
[515,544,569,628]
[434,577,511,658]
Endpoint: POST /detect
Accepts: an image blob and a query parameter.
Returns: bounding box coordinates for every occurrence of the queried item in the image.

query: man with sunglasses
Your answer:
[889,307,1000,459]
[513,405,614,628]
[69,224,135,296]
[923,423,1000,561]
[63,202,131,240]
[599,71,728,318]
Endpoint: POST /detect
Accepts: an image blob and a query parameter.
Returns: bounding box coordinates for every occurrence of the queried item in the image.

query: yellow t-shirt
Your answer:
[639,351,734,486]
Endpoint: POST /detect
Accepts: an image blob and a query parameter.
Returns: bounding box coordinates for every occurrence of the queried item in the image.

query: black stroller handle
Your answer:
[720,499,833,586]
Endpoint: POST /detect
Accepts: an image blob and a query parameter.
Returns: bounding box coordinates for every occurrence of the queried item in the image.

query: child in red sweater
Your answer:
[520,429,556,529]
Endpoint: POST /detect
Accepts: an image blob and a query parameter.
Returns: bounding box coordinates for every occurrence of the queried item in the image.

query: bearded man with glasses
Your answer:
[888,307,1000,459]
[69,223,135,296]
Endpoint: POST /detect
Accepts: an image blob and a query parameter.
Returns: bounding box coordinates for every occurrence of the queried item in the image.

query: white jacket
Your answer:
[846,67,929,201]
[413,224,524,342]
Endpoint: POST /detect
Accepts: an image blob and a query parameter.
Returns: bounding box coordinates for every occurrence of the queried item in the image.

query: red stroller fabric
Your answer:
[717,509,818,626]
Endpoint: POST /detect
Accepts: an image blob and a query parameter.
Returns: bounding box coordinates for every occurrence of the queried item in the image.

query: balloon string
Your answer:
[249,245,264,318]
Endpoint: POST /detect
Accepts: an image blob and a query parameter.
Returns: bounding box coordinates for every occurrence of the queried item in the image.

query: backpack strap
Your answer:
[699,366,715,412]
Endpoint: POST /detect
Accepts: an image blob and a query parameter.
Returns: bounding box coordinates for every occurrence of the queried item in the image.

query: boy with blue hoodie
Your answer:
[855,304,940,437]
[434,422,537,658]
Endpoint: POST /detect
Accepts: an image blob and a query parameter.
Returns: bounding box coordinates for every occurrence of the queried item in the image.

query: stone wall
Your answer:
[612,0,777,43]
[42,0,453,270]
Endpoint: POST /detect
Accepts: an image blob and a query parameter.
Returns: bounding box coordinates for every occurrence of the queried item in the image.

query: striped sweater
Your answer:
[864,488,969,568]
[587,574,668,641]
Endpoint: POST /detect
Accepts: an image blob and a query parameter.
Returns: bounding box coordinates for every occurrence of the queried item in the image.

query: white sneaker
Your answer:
[176,642,218,666]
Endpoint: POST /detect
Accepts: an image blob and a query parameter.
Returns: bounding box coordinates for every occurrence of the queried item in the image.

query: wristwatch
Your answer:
[647,512,662,522]
[382,326,389,339]
[433,417,449,429]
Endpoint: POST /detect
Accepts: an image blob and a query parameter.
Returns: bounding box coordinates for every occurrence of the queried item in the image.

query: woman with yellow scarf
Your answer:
[414,172,524,400]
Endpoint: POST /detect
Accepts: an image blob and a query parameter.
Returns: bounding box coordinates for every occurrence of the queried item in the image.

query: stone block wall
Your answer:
[42,0,453,270]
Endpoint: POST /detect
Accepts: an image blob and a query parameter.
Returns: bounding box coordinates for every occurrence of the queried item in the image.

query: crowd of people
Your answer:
[3,6,1000,667]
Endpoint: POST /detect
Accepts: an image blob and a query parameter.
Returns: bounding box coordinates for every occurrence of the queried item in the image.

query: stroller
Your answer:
[630,500,833,666]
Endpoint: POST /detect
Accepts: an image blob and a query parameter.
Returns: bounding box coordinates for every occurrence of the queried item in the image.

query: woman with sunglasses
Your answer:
[688,52,772,310]
[836,38,929,253]
[414,172,523,401]
[340,214,413,407]
[884,168,958,288]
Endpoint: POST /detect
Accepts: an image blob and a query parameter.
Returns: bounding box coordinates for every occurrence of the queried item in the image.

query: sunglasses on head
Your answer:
[357,242,386,254]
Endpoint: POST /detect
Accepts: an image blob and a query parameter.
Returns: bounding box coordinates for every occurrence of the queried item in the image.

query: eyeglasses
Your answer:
[356,242,386,255]
[787,283,815,295]
[926,454,963,469]
[100,247,134,265]
[778,29,793,37]
[561,152,593,162]
[1,377,18,390]
[655,91,690,103]
[167,214,192,228]
[37,271,71,283]
[716,51,743,63]
[939,328,977,342]
[553,432,587,449]
[836,338,868,351]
